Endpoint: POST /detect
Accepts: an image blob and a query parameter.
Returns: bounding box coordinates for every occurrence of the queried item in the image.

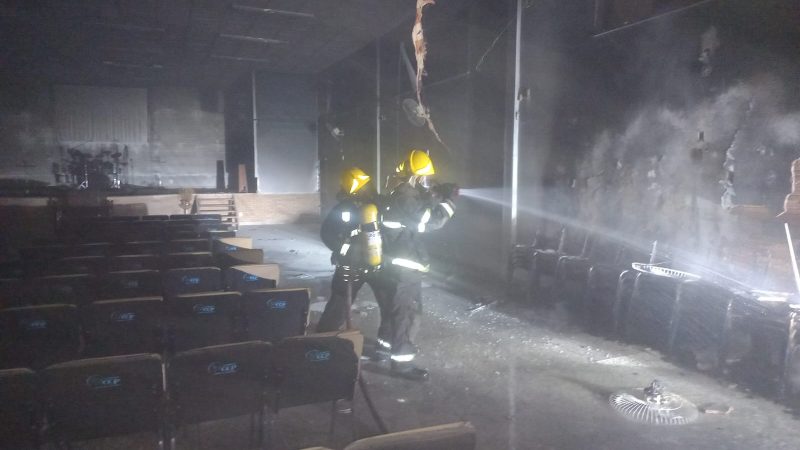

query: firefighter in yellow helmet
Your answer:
[377,149,458,381]
[317,167,394,345]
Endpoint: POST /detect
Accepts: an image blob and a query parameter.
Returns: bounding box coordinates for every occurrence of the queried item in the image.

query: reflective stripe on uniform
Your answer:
[440,202,455,218]
[391,258,430,273]
[383,221,403,229]
[350,229,360,237]
[390,354,415,362]
[341,211,351,222]
[417,208,431,233]
[377,338,392,349]
[339,242,351,256]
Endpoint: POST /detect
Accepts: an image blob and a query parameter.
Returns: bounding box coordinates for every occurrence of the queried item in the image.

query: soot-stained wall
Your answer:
[255,73,318,194]
[515,0,800,287]
[0,84,225,188]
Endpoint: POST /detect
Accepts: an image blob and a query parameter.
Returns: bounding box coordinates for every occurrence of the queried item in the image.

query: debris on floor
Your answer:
[699,403,734,415]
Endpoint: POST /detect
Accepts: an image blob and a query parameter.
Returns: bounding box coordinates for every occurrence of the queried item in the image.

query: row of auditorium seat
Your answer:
[511,227,800,405]
[0,335,361,449]
[0,213,383,448]
[0,286,309,368]
[1,263,279,307]
[57,215,234,243]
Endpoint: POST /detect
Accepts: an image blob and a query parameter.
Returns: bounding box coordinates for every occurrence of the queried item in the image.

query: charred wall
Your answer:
[0,83,225,189]
[516,0,800,287]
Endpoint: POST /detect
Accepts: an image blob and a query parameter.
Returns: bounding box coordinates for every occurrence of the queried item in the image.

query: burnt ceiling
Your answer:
[0,0,418,87]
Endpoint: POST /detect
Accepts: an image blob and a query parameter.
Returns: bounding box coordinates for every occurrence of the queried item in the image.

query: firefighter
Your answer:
[317,167,394,349]
[379,149,458,381]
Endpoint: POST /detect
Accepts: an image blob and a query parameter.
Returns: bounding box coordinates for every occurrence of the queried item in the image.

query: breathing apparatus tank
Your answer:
[360,203,382,268]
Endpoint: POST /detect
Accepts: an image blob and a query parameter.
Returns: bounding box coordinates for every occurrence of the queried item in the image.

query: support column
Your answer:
[376,39,382,194]
[251,70,259,193]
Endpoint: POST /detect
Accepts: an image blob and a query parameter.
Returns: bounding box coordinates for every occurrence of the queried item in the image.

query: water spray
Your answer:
[459,187,787,298]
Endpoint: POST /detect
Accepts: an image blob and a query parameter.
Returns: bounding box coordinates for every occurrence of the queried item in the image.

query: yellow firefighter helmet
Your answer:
[340,167,371,194]
[396,149,435,176]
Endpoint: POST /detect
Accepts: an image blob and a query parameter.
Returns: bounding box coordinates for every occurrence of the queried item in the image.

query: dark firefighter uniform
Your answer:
[380,178,457,365]
[316,169,393,345]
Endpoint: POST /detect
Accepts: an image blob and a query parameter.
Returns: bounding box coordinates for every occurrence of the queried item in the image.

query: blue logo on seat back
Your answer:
[226,245,238,252]
[208,361,239,375]
[243,274,259,282]
[123,279,140,289]
[268,299,287,310]
[23,319,47,330]
[110,311,136,322]
[193,304,216,315]
[305,349,331,363]
[86,375,122,389]
[181,276,200,286]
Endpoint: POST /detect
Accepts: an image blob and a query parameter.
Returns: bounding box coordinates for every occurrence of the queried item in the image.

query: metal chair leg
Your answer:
[328,400,338,444]
[256,409,264,449]
[248,412,255,448]
[351,401,358,442]
[264,409,276,450]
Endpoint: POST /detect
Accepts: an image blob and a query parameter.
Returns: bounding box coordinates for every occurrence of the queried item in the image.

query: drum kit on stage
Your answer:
[53,146,130,190]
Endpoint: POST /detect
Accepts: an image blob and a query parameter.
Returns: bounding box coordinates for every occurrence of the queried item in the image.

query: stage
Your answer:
[0,192,320,226]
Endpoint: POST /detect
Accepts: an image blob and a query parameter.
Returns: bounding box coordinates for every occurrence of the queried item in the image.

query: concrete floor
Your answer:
[91,224,800,449]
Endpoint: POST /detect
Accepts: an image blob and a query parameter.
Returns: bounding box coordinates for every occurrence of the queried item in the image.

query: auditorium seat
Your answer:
[226,264,280,292]
[0,277,25,309]
[164,252,215,269]
[42,354,165,447]
[163,267,222,297]
[70,242,113,257]
[28,273,95,307]
[269,335,359,443]
[120,241,165,256]
[166,291,242,352]
[20,244,69,261]
[624,273,684,351]
[48,255,107,276]
[166,224,200,240]
[123,222,166,242]
[84,297,164,357]
[668,281,735,373]
[98,270,162,299]
[0,368,40,449]
[110,254,161,272]
[611,269,638,337]
[215,249,264,268]
[0,304,81,369]
[0,260,25,279]
[167,238,211,253]
[342,422,477,450]
[167,341,273,448]
[243,288,309,343]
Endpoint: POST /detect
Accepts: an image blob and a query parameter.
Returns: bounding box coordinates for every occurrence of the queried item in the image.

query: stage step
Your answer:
[196,194,239,231]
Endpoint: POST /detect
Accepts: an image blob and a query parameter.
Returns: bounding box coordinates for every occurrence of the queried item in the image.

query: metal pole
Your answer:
[252,70,259,193]
[510,0,522,244]
[376,39,382,194]
[785,223,800,294]
[345,278,353,329]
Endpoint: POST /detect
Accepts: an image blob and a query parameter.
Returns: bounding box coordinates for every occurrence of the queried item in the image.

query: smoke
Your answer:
[577,75,800,288]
